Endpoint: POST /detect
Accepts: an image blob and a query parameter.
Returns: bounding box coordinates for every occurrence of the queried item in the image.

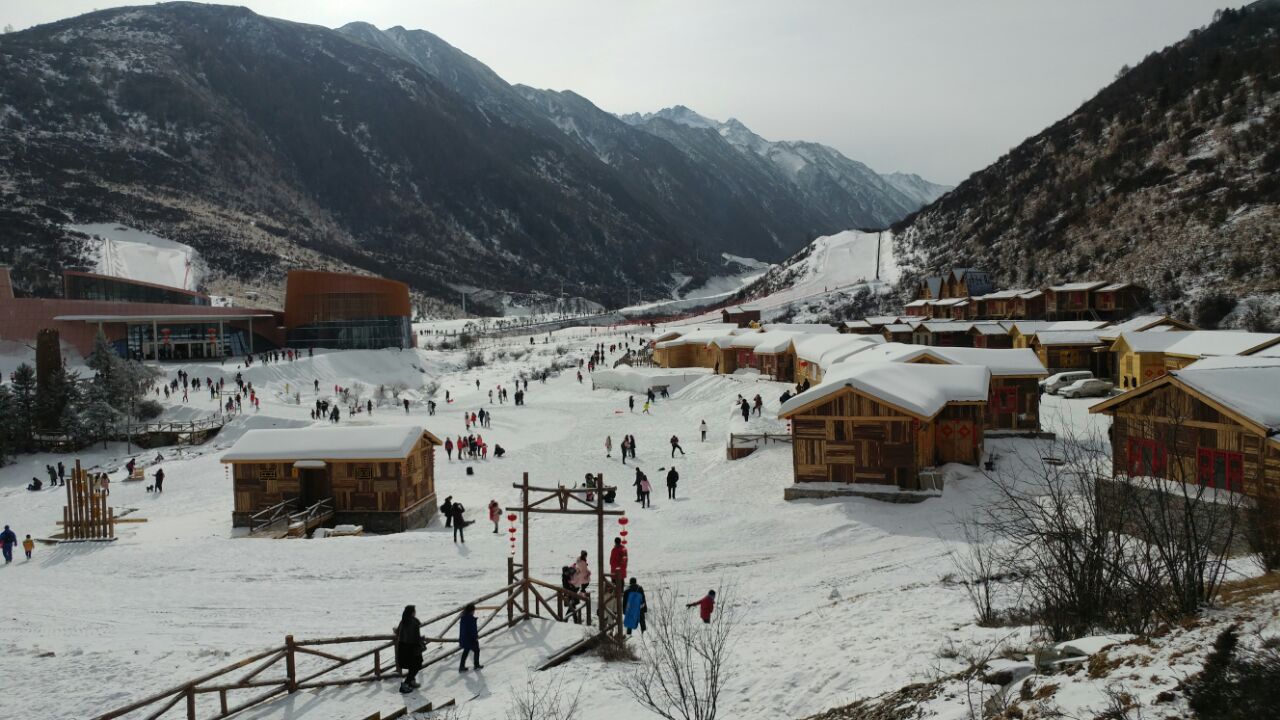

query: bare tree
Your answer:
[621,585,740,720]
[947,517,1007,626]
[505,672,582,720]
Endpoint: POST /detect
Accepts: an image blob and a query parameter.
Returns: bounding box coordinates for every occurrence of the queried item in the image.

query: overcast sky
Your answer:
[4,1,1241,184]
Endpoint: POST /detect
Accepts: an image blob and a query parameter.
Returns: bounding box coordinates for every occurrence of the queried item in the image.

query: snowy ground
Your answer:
[67,222,203,292]
[0,329,1209,720]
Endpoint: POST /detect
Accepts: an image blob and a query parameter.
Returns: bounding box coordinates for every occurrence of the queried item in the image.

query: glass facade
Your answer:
[123,322,270,360]
[287,316,412,350]
[66,273,209,306]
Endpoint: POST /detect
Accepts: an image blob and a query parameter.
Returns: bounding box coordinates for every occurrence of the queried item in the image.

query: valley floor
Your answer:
[0,327,1256,719]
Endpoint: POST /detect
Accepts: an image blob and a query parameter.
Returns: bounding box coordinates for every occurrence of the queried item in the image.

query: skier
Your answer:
[624,578,647,635]
[0,525,16,564]
[670,434,684,457]
[687,589,717,624]
[488,500,501,534]
[154,467,165,493]
[609,537,628,582]
[666,466,679,499]
[458,604,483,671]
[605,435,612,459]
[441,496,455,528]
[700,419,708,442]
[395,605,425,693]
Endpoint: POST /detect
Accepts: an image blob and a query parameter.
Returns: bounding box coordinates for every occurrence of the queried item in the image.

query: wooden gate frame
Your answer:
[507,472,626,639]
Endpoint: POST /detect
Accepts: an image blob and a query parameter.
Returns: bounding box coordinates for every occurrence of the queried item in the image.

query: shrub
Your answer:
[134,399,164,421]
[1186,625,1280,720]
[1194,292,1236,329]
[465,350,486,369]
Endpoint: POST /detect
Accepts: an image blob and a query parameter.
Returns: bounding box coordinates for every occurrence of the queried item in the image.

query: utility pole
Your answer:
[875,231,882,281]
[461,291,467,317]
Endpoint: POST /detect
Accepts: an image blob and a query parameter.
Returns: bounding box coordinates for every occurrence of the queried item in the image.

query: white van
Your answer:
[1041,370,1094,395]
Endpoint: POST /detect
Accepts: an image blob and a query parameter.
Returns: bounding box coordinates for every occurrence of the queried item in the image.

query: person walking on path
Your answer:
[624,578,647,635]
[488,500,501,534]
[700,419,708,442]
[739,398,750,422]
[633,467,645,502]
[441,496,455,528]
[670,434,684,457]
[571,551,592,593]
[628,435,638,459]
[458,604,483,671]
[642,400,651,415]
[753,394,764,416]
[154,468,165,493]
[0,525,17,564]
[666,466,679,499]
[395,605,425,693]
[445,437,454,461]
[452,502,468,543]
[628,395,635,412]
[57,461,65,484]
[605,435,612,459]
[22,534,34,560]
[609,537,628,582]
[687,589,716,624]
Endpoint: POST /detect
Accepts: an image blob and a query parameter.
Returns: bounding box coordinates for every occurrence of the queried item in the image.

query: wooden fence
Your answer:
[94,567,620,720]
[727,432,793,460]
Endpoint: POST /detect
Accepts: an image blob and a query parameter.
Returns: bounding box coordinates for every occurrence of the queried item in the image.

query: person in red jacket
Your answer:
[687,590,716,624]
[488,500,501,534]
[609,537,628,582]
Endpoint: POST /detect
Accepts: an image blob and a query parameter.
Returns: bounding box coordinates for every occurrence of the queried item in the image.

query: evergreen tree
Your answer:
[36,361,74,432]
[58,373,89,448]
[10,363,37,452]
[0,384,12,466]
[81,381,120,450]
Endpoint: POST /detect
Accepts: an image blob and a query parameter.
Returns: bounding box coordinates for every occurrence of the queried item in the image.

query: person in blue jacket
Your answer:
[458,604,483,671]
[624,578,647,635]
[0,525,17,564]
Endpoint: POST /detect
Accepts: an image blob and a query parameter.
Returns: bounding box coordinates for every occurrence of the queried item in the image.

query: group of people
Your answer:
[0,525,33,563]
[394,602,483,693]
[445,434,502,461]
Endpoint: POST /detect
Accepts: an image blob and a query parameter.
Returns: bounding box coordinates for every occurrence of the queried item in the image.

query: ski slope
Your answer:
[68,222,202,291]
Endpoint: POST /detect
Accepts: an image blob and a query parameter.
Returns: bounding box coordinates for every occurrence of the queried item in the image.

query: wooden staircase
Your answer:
[360,698,456,719]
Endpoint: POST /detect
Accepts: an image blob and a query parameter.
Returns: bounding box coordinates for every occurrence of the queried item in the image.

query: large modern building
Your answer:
[0,266,415,359]
[283,270,414,350]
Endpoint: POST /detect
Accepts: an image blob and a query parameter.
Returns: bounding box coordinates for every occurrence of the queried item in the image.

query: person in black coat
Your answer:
[458,603,483,671]
[633,467,645,502]
[441,496,455,528]
[666,467,679,499]
[395,605,425,693]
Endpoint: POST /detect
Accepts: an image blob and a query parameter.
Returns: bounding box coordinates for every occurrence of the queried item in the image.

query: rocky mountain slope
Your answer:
[891,2,1280,326]
[0,3,945,309]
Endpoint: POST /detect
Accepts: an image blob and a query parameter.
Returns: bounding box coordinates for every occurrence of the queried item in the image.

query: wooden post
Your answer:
[595,475,605,631]
[506,556,516,625]
[285,635,298,693]
[185,686,196,720]
[521,473,530,619]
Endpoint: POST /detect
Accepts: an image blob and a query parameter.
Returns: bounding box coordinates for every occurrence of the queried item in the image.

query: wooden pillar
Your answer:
[248,317,254,354]
[595,474,605,630]
[152,320,159,360]
[521,473,530,618]
[507,556,515,626]
[285,635,298,693]
[185,686,196,720]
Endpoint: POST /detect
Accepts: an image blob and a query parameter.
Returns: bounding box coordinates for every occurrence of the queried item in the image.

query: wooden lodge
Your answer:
[779,364,989,491]
[900,347,1048,432]
[1090,364,1280,498]
[915,268,994,301]
[1109,330,1280,389]
[721,305,761,328]
[970,323,1013,348]
[221,425,442,534]
[652,327,737,369]
[1029,330,1108,374]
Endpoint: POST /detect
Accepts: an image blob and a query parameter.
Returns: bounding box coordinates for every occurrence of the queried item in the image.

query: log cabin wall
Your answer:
[1106,382,1279,498]
[933,404,985,465]
[988,377,1041,431]
[790,388,920,488]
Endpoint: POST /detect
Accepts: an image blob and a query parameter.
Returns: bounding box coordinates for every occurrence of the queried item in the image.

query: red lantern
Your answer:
[618,516,629,526]
[507,513,517,522]
[508,527,517,535]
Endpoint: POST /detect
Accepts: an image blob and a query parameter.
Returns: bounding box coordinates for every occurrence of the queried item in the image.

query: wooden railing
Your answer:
[95,582,528,720]
[123,417,227,436]
[289,498,333,527]
[728,432,793,448]
[248,499,298,534]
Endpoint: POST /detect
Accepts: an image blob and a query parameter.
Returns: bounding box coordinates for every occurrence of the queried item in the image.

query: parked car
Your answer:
[1058,378,1115,398]
[1041,370,1094,395]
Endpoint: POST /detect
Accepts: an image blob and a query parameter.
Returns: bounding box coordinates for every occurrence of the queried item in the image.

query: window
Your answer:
[990,386,1018,413]
[1197,448,1244,492]
[1126,437,1167,477]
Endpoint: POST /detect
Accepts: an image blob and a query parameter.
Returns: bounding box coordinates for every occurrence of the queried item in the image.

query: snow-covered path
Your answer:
[0,331,1095,719]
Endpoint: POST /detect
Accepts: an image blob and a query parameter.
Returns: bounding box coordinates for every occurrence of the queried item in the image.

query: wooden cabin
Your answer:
[1029,330,1107,373]
[882,323,916,344]
[1110,331,1280,389]
[1092,283,1146,320]
[1090,366,1280,497]
[721,306,761,328]
[221,425,442,533]
[970,323,1013,349]
[902,347,1047,432]
[903,299,933,318]
[976,289,1045,320]
[1044,281,1108,320]
[779,364,989,490]
[915,276,944,301]
[917,321,974,347]
[754,335,797,381]
[945,268,994,299]
[708,336,739,374]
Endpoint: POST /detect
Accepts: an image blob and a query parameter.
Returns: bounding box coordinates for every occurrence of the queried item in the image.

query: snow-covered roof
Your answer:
[1048,281,1107,292]
[932,298,968,307]
[1096,282,1133,292]
[883,323,915,333]
[864,316,902,326]
[971,323,1008,335]
[842,320,872,329]
[727,330,798,351]
[921,321,973,333]
[1171,367,1280,432]
[762,323,838,334]
[976,288,1033,300]
[904,299,931,308]
[834,342,929,366]
[1185,355,1280,370]
[780,363,990,420]
[1033,330,1105,346]
[793,334,883,367]
[1098,315,1179,339]
[221,425,435,463]
[656,327,746,349]
[1118,330,1280,357]
[1009,320,1107,335]
[911,347,1048,377]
